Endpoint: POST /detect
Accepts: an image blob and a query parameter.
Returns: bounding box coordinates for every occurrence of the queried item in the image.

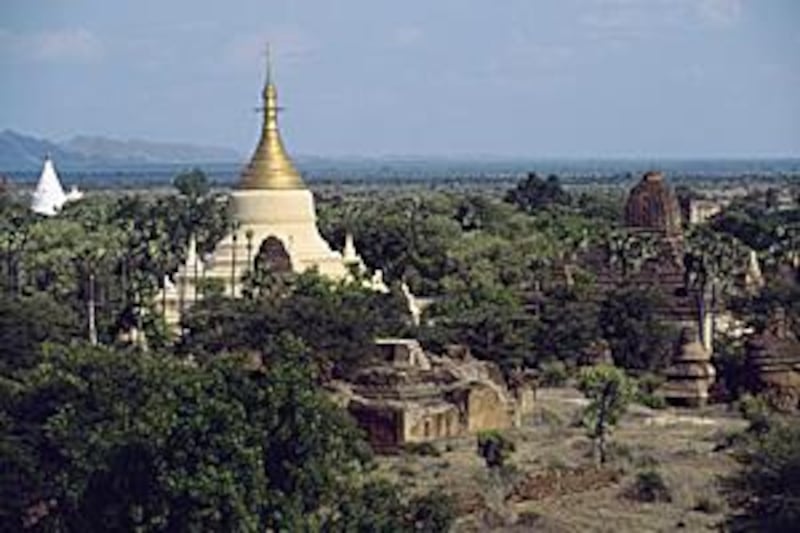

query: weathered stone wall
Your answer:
[406,405,462,442]
[340,341,527,450]
[466,384,512,432]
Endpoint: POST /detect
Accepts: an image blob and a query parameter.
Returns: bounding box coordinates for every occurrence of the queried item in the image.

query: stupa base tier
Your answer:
[232,189,318,225]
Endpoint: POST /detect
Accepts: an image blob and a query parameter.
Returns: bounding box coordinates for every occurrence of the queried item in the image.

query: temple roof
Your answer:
[238,51,305,190]
[31,155,67,216]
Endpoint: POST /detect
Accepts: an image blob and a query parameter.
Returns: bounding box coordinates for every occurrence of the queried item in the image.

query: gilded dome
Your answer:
[239,61,305,190]
[624,171,682,235]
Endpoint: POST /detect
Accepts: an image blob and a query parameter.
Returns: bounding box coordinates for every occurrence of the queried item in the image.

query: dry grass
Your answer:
[373,387,747,532]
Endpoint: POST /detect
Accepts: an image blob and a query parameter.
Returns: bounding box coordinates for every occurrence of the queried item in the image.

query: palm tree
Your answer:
[80,252,99,345]
[246,229,254,267]
[603,230,659,279]
[684,226,748,349]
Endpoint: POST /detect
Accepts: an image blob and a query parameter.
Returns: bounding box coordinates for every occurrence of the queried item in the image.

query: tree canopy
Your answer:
[0,339,452,531]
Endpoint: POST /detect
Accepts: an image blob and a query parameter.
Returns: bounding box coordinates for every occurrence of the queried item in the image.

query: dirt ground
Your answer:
[374,387,748,532]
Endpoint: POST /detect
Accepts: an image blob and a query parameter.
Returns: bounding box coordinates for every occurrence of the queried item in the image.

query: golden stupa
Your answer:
[239,51,305,190]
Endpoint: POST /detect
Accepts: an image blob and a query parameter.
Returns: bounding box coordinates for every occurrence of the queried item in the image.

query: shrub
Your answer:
[333,480,455,532]
[404,442,441,457]
[637,392,667,409]
[632,453,660,470]
[737,393,772,435]
[710,333,748,402]
[577,364,635,464]
[625,469,672,503]
[634,373,667,409]
[724,421,800,531]
[636,372,664,395]
[606,442,634,464]
[195,277,226,298]
[538,360,569,387]
[476,431,515,470]
[407,492,456,532]
[694,495,723,514]
[600,286,676,372]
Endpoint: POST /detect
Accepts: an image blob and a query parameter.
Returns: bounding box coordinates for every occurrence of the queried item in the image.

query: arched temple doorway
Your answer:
[254,236,293,274]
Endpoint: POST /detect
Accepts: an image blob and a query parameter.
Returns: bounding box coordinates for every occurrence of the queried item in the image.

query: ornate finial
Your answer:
[238,44,305,190]
[264,42,272,86]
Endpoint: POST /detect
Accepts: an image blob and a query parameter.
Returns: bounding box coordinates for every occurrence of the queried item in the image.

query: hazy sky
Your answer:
[1,0,798,157]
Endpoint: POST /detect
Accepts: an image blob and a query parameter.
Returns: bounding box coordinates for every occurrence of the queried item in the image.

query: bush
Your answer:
[538,360,569,387]
[634,372,667,408]
[407,492,455,532]
[625,469,672,503]
[606,442,634,464]
[632,453,660,470]
[637,392,667,410]
[476,431,516,470]
[334,480,455,532]
[404,442,441,457]
[600,286,676,372]
[577,364,635,464]
[694,495,723,514]
[737,393,772,435]
[710,333,748,402]
[195,277,226,298]
[724,421,800,531]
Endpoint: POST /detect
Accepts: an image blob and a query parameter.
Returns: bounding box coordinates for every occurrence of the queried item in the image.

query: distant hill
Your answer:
[0,130,82,170]
[0,129,242,172]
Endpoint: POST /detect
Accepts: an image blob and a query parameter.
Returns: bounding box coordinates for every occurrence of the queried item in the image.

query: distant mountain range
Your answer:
[0,129,242,172]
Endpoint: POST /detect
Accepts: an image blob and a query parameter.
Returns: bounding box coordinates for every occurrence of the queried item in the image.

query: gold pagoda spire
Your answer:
[239,45,305,190]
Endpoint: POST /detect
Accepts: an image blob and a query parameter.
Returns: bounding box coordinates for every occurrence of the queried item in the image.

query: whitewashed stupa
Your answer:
[161,53,381,325]
[31,156,65,215]
[30,155,83,216]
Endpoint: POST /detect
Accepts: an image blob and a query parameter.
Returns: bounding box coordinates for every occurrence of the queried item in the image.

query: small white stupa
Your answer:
[31,155,67,216]
[30,155,81,216]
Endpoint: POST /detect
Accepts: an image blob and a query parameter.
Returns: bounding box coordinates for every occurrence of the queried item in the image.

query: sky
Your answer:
[0,0,798,158]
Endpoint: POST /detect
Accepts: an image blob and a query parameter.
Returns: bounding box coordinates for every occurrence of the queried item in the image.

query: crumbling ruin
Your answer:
[331,339,534,451]
[745,311,800,410]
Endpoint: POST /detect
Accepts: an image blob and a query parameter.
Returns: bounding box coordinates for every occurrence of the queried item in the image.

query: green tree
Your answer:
[0,340,371,531]
[0,200,34,295]
[684,225,749,348]
[0,292,79,374]
[424,278,531,373]
[318,194,461,294]
[332,480,454,532]
[170,168,232,256]
[730,277,800,338]
[504,173,571,213]
[709,196,799,265]
[602,229,660,278]
[0,345,266,530]
[600,285,676,371]
[577,364,635,464]
[529,286,601,366]
[180,270,411,377]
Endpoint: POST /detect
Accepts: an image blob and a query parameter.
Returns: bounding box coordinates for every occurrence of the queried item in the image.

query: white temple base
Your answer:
[159,188,380,327]
[213,189,351,283]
